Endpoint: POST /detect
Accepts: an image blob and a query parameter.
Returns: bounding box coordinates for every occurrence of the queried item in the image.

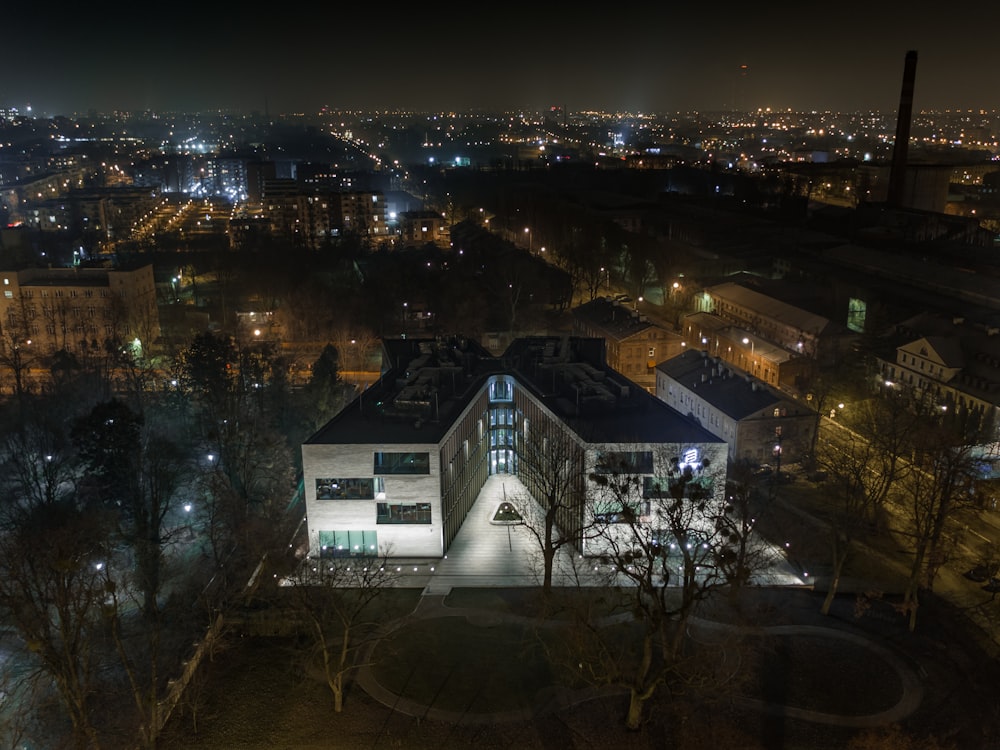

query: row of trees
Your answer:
[816,386,995,631]
[0,327,354,748]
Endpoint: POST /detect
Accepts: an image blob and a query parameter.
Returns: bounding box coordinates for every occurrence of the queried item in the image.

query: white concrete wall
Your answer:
[302,441,444,557]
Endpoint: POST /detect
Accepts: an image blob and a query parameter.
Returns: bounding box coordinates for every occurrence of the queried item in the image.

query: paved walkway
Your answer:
[393,473,809,593]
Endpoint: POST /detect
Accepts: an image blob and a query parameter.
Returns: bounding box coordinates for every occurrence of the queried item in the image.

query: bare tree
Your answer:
[510,426,593,594]
[283,554,400,713]
[719,462,774,593]
[852,392,921,529]
[896,433,981,631]
[0,304,40,408]
[0,496,115,749]
[567,448,735,730]
[816,425,883,615]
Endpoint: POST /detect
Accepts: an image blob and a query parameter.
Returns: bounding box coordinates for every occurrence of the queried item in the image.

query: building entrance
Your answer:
[490,447,515,475]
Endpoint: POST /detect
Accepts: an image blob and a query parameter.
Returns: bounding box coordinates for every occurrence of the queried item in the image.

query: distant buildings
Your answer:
[875,311,1000,445]
[261,178,388,248]
[301,336,726,559]
[0,264,160,355]
[398,210,448,248]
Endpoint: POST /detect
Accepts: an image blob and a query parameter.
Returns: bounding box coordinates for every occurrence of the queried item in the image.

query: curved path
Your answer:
[355,593,925,728]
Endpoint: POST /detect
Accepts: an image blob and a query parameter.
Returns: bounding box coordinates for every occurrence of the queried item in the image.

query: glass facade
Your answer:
[318,529,378,558]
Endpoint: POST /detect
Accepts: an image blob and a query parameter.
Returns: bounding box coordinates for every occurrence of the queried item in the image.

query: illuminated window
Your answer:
[376,502,431,524]
[374,452,430,474]
[318,529,378,558]
[315,477,381,500]
[594,451,653,474]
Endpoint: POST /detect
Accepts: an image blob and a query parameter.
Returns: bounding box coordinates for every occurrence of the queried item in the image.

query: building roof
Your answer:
[503,336,724,444]
[657,349,812,420]
[883,311,1000,404]
[681,311,794,365]
[705,281,832,336]
[5,265,148,287]
[571,297,659,342]
[305,335,725,447]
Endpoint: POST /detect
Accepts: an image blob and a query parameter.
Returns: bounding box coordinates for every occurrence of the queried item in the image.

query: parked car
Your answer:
[964,563,999,582]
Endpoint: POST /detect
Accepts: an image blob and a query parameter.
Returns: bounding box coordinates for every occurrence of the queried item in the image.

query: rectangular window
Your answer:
[374,452,430,475]
[642,476,672,498]
[376,502,432,524]
[315,477,375,500]
[593,450,653,474]
[593,499,647,524]
[318,529,378,558]
[489,378,513,402]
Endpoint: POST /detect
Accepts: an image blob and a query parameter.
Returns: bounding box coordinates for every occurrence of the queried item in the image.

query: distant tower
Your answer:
[887,50,918,208]
[733,64,749,112]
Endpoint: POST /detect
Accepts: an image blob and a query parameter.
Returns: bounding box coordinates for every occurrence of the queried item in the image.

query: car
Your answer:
[964,564,999,582]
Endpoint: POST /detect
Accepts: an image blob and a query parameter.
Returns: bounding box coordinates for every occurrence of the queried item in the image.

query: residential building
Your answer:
[263,179,387,248]
[875,311,1000,446]
[695,280,854,368]
[301,335,727,559]
[398,210,447,247]
[0,264,160,355]
[679,311,812,391]
[572,296,684,392]
[656,349,817,467]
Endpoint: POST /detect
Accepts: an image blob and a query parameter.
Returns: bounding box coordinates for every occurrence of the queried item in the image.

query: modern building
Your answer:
[0,263,160,355]
[656,348,817,467]
[571,296,684,393]
[301,335,728,559]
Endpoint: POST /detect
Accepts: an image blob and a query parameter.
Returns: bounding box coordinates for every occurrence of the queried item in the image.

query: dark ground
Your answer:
[153,475,1000,750]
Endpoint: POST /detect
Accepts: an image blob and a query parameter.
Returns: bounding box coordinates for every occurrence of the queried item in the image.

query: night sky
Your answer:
[3,4,999,116]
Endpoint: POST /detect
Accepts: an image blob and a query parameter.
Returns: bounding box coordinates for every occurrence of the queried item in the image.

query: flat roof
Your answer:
[305,335,725,447]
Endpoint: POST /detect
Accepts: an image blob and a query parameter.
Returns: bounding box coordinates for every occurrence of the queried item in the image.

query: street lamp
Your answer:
[524,227,532,253]
[402,302,408,337]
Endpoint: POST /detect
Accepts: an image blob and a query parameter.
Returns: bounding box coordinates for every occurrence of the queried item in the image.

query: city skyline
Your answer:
[4,5,1000,117]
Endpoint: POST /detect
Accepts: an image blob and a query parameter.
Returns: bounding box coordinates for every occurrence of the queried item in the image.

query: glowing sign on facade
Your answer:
[679,447,700,469]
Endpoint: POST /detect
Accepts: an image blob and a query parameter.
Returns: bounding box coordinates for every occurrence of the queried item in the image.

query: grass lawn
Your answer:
[372,616,555,713]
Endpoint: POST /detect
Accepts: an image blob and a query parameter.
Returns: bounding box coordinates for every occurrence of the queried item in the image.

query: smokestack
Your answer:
[887,50,918,207]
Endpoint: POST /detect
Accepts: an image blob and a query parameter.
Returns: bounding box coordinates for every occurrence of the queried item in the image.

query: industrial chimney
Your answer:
[887,50,918,207]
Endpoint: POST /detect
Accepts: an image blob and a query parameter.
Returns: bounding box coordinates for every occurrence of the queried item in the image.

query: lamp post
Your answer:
[402,302,408,338]
[524,227,532,253]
